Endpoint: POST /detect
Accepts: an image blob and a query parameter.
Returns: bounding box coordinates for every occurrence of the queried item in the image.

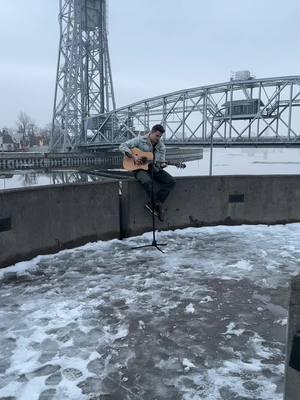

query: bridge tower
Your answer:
[50,0,115,152]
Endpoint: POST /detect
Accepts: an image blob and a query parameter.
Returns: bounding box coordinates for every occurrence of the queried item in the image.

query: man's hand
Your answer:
[160,162,167,169]
[133,155,143,165]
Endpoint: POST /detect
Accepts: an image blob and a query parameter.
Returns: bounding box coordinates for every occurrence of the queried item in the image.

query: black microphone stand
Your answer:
[132,144,167,253]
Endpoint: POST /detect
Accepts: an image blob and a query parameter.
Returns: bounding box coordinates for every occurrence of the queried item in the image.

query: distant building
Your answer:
[12,131,30,151]
[230,70,255,81]
[222,99,264,119]
[0,130,16,152]
[0,129,50,152]
[32,135,46,147]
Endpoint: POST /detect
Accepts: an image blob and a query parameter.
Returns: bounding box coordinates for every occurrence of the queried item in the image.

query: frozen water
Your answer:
[1,223,299,399]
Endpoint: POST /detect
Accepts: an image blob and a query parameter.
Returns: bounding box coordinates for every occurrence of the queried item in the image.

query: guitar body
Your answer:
[123,148,153,171]
[122,147,186,171]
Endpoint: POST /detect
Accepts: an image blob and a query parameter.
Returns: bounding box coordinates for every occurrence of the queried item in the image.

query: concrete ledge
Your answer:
[2,175,300,268]
[285,275,300,399]
[0,181,120,268]
[121,175,300,237]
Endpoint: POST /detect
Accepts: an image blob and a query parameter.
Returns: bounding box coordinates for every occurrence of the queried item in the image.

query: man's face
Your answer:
[149,130,163,144]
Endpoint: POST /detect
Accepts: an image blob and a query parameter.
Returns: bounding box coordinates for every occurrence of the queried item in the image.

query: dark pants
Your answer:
[134,168,176,204]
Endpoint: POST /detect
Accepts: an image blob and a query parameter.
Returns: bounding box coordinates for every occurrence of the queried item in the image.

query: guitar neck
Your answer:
[150,160,186,167]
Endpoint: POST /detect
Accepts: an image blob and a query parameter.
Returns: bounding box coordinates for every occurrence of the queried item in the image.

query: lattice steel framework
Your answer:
[50,0,115,152]
[82,76,300,148]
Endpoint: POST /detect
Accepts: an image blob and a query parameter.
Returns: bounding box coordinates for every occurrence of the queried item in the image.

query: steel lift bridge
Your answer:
[51,0,115,152]
[50,1,300,153]
[83,74,300,150]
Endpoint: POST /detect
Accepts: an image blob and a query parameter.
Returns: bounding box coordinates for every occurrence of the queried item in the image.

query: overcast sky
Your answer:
[0,0,299,128]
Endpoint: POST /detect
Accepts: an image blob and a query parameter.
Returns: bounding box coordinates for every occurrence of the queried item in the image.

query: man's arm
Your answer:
[119,137,140,158]
[156,145,167,168]
[119,137,144,165]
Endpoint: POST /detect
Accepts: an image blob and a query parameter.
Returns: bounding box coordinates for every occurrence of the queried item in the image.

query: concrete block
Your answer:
[120,175,300,237]
[0,181,120,268]
[285,275,300,399]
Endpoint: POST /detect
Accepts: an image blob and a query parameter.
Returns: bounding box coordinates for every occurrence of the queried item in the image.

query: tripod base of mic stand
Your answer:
[132,240,167,253]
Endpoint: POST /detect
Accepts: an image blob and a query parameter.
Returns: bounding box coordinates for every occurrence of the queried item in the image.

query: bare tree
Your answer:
[16,112,34,134]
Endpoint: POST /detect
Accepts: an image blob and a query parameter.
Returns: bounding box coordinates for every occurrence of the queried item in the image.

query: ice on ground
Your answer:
[182,358,196,371]
[185,303,195,314]
[223,322,245,337]
[200,295,214,303]
[0,223,298,399]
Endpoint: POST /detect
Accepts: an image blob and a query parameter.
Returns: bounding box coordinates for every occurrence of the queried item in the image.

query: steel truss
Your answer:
[51,0,115,152]
[82,76,300,148]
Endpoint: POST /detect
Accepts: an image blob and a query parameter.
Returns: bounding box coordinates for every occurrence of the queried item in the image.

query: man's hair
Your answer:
[151,124,165,134]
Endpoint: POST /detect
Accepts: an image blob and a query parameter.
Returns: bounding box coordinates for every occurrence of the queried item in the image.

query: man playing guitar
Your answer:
[119,124,176,221]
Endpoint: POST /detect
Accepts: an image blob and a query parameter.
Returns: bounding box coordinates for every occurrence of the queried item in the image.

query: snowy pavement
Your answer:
[1,223,300,400]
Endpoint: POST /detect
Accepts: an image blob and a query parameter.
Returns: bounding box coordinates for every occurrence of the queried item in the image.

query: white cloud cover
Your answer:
[0,0,299,127]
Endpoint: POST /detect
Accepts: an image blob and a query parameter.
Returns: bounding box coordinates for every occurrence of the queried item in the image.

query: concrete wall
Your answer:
[1,175,300,268]
[285,275,300,399]
[121,175,300,237]
[0,181,120,268]
[0,152,123,170]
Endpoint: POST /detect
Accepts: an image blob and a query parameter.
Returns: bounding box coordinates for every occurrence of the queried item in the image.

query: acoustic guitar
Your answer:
[123,147,186,171]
